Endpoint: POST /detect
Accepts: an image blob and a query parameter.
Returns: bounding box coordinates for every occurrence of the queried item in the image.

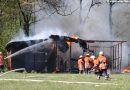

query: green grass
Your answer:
[0,72,130,90]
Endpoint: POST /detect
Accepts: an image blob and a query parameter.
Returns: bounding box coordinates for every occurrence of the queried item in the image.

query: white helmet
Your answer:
[0,52,2,54]
[90,55,95,59]
[86,53,90,56]
[79,55,83,58]
[99,51,104,55]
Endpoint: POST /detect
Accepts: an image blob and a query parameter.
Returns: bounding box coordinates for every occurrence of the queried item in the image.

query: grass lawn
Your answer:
[0,72,130,90]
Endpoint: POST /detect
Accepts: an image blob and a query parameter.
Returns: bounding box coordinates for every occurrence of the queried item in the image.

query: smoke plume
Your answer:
[10,0,130,68]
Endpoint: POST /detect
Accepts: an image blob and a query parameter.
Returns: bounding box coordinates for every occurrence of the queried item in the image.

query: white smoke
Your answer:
[11,26,68,42]
[12,0,112,41]
[10,0,130,67]
[122,43,129,68]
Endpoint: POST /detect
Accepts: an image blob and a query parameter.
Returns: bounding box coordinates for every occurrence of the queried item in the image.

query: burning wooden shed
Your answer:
[5,35,70,73]
[5,39,57,73]
[5,35,127,73]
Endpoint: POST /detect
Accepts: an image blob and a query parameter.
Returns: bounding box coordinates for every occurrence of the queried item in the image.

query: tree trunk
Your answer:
[109,5,113,38]
[23,22,30,36]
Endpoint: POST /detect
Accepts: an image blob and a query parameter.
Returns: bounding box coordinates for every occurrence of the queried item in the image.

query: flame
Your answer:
[70,35,79,39]
[67,42,73,46]
[67,35,79,46]
[122,66,130,73]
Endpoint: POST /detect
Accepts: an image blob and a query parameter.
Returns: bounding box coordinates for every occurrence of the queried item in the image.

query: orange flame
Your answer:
[70,35,79,39]
[67,35,79,46]
[122,66,130,73]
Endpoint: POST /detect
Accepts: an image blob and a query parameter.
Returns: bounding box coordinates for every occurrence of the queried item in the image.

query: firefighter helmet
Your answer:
[90,55,95,59]
[99,51,104,55]
[79,55,83,58]
[86,53,90,56]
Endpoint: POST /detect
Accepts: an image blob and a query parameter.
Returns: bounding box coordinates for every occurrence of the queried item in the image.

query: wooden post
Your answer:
[115,45,117,71]
[110,46,113,71]
[117,43,120,70]
[8,50,12,70]
[55,41,58,72]
[120,42,122,72]
[112,46,115,71]
[69,44,72,72]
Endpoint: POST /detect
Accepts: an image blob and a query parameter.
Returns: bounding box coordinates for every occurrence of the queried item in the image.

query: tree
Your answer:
[0,0,20,52]
[88,0,102,15]
[40,0,75,16]
[16,0,35,36]
[83,0,102,24]
[83,0,119,38]
[108,0,119,38]
[16,0,76,36]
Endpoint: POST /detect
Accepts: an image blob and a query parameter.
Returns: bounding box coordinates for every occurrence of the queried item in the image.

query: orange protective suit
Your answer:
[84,56,92,69]
[78,59,84,71]
[97,55,108,69]
[93,59,100,67]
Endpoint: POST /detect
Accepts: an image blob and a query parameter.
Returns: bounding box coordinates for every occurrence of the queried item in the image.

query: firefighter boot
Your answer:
[105,76,108,80]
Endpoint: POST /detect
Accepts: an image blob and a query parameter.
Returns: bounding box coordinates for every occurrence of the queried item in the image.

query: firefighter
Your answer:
[78,55,84,74]
[91,55,100,77]
[84,53,93,74]
[0,52,4,72]
[97,51,108,80]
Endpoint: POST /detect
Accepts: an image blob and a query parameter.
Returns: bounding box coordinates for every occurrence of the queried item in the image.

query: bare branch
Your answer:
[83,0,101,23]
[29,10,57,24]
[39,0,76,16]
[88,0,101,16]
[109,0,120,6]
[16,0,27,22]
